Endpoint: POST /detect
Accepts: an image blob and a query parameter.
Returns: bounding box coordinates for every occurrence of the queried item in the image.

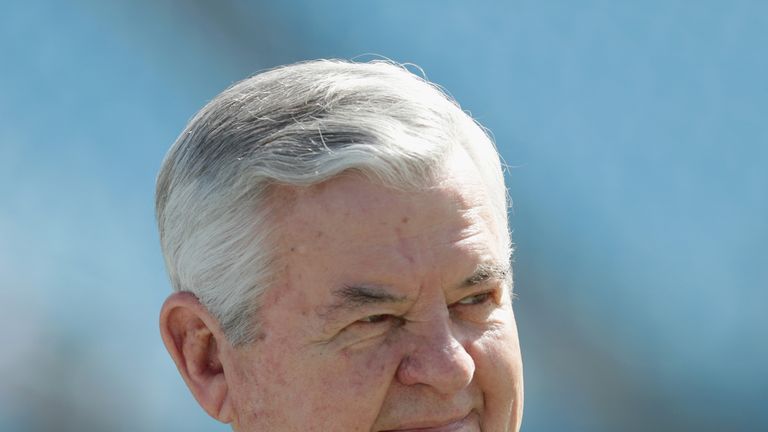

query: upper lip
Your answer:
[379,411,472,431]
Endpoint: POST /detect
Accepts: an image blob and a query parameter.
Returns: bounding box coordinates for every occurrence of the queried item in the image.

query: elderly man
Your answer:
[156,60,523,431]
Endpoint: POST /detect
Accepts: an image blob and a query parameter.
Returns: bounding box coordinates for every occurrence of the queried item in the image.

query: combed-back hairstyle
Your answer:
[156,59,509,345]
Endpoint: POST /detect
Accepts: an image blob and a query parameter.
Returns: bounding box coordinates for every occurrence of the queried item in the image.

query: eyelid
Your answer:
[358,313,394,324]
[452,290,497,306]
[353,313,408,329]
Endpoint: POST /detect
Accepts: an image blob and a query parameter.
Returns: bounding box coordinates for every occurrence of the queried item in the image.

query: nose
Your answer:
[395,320,476,395]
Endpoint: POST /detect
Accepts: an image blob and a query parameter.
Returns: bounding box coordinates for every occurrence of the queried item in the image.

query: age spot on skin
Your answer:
[290,245,308,254]
[254,330,268,343]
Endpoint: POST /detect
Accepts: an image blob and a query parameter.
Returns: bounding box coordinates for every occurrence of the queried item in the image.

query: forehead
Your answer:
[273,165,504,280]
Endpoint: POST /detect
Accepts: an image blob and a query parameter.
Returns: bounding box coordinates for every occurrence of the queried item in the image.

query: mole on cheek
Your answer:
[290,245,308,254]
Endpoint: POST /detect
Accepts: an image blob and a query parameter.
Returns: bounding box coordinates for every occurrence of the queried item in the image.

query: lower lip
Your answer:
[390,411,479,432]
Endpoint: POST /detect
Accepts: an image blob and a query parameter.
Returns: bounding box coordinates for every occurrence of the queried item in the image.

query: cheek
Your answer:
[466,315,523,428]
[467,323,521,384]
[323,343,402,400]
[466,306,521,365]
[282,346,401,431]
[236,339,402,430]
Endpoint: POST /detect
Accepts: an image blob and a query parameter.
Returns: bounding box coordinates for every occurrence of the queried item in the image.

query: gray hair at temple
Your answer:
[155,59,511,345]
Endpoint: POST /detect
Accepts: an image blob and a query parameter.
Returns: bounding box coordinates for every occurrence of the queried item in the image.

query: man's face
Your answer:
[220,154,523,431]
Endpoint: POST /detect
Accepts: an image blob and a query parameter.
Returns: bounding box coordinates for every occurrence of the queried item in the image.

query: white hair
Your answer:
[156,59,510,345]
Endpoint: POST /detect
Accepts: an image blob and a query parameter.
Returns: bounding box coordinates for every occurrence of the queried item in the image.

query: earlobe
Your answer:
[159,291,234,424]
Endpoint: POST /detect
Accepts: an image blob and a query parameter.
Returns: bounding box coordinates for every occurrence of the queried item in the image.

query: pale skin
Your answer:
[160,152,524,431]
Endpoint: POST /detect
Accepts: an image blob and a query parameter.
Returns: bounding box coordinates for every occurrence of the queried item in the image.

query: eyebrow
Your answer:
[326,262,511,315]
[331,284,407,310]
[459,263,511,289]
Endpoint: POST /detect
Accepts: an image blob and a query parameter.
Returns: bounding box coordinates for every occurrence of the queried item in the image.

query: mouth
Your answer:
[380,410,479,432]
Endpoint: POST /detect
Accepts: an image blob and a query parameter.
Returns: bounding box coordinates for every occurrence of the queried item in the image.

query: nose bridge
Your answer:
[396,313,476,393]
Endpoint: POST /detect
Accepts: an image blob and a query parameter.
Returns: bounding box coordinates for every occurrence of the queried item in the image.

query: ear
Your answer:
[159,291,234,424]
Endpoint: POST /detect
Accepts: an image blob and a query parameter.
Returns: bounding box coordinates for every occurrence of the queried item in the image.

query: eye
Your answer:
[358,314,396,324]
[347,314,404,335]
[455,292,493,306]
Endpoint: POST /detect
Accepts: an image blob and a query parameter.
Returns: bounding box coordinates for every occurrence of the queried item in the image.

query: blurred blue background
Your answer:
[1,1,766,431]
